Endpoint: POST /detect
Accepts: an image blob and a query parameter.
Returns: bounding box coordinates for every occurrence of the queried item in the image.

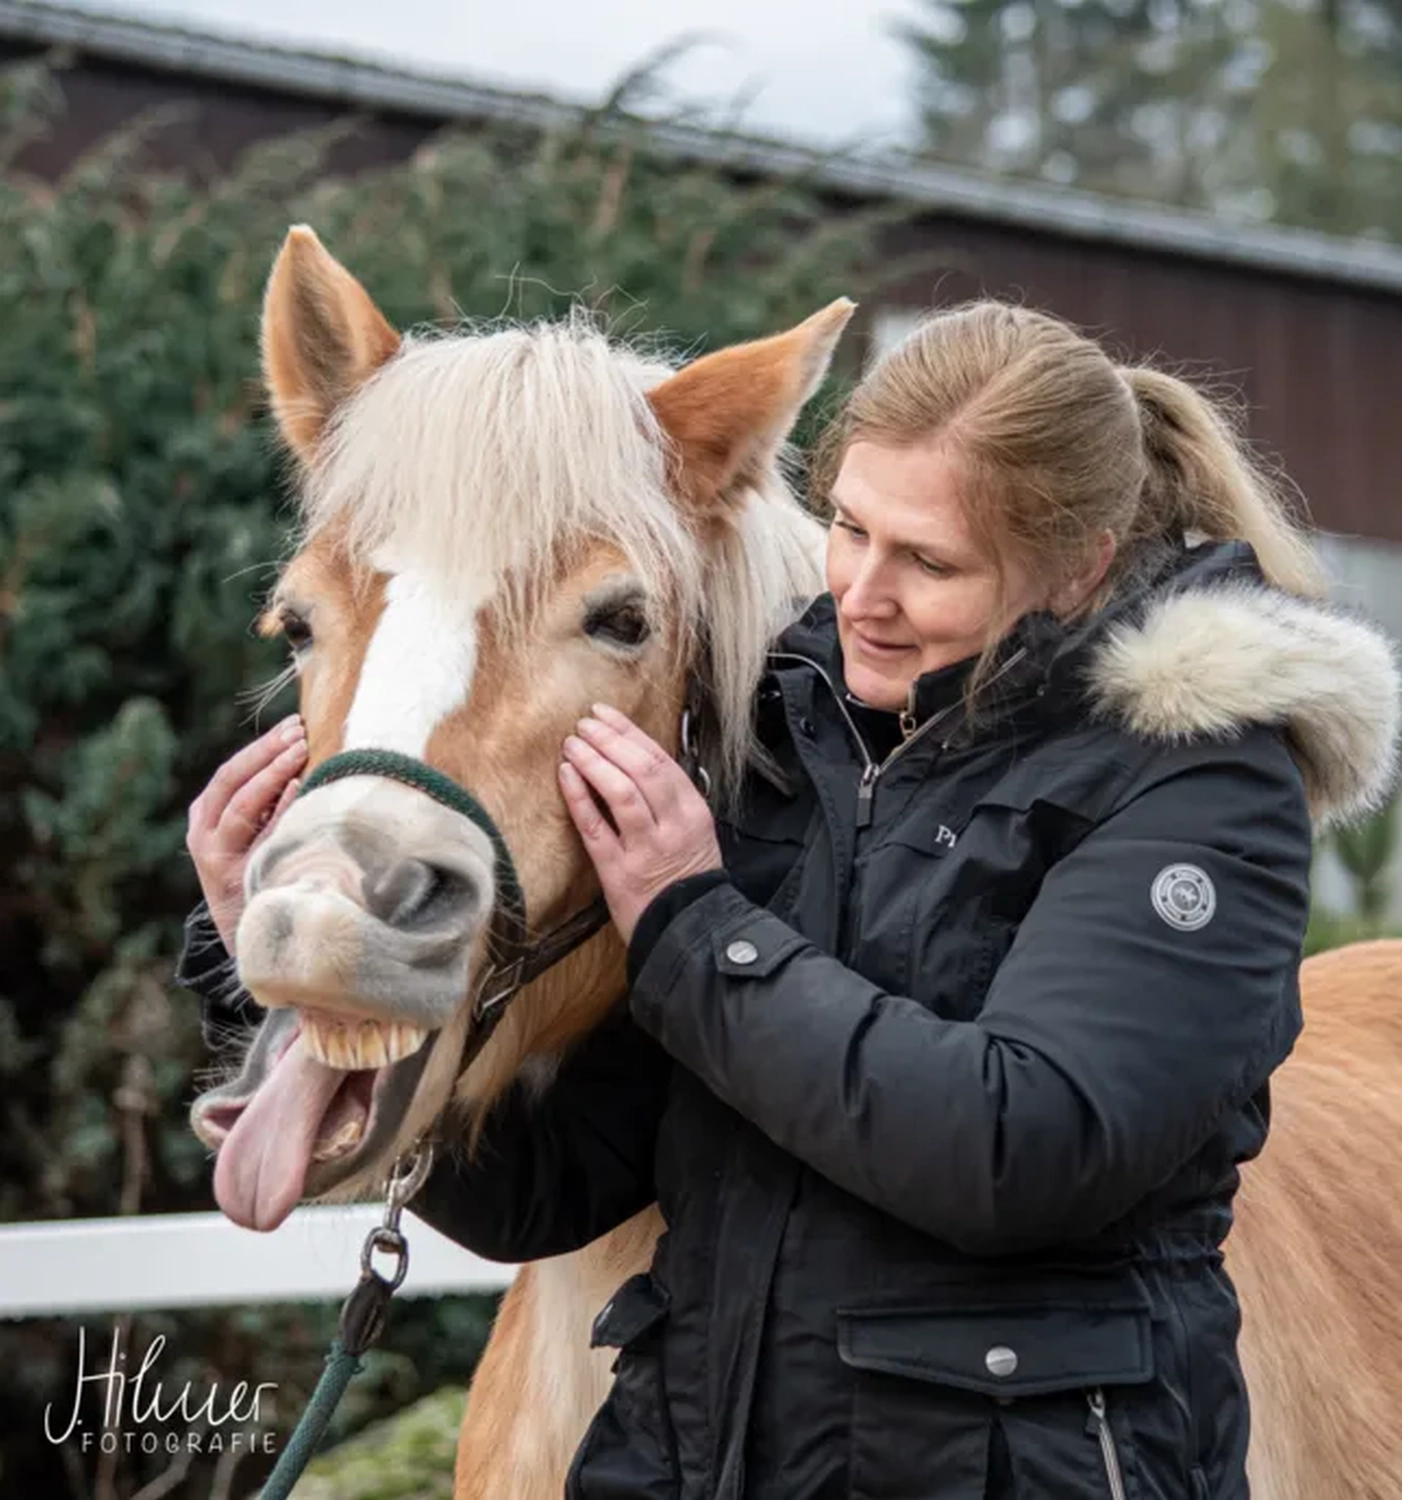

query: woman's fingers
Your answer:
[218,736,308,844]
[252,772,303,849]
[559,707,723,946]
[558,760,622,855]
[192,714,304,832]
[562,732,659,835]
[572,705,689,818]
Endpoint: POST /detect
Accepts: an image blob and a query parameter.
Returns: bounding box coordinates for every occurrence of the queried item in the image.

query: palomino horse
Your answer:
[190,228,1402,1500]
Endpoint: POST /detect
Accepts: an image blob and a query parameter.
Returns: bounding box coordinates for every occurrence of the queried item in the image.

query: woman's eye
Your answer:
[914,555,947,577]
[585,606,650,649]
[834,518,866,539]
[281,612,313,653]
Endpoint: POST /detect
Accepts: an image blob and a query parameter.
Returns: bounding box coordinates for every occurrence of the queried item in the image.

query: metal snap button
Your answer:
[985,1345,1018,1378]
[725,939,760,965]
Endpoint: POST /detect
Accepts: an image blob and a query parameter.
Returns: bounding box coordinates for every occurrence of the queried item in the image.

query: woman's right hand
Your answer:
[186,714,308,953]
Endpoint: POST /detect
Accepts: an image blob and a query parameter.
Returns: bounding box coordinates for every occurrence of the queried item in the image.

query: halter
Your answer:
[294,674,713,1066]
[257,682,713,1495]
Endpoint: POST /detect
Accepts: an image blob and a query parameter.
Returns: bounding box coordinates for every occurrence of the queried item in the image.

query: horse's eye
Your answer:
[585,605,650,649]
[281,611,314,654]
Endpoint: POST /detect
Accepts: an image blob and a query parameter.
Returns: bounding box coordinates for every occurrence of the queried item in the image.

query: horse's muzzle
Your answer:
[236,773,498,1029]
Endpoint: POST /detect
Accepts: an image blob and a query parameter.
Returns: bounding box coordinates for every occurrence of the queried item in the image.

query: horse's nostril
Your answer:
[366,859,478,931]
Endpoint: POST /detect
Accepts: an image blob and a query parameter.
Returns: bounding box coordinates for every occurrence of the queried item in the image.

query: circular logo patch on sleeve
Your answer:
[1151,864,1216,931]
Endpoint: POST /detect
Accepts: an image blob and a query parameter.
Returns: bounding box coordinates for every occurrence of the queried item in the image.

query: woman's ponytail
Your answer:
[819,302,1324,623]
[1121,366,1323,599]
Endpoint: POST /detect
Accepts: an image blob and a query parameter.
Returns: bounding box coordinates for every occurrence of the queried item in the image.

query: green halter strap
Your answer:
[298,749,526,930]
[294,674,714,1025]
[296,747,618,1034]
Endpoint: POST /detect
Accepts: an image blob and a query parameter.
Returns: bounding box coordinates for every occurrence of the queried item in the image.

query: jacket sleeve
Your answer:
[173,902,259,1046]
[627,734,1312,1256]
[174,905,670,1262]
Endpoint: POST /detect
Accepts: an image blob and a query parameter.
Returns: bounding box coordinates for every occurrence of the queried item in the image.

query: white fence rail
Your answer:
[0,1208,515,1319]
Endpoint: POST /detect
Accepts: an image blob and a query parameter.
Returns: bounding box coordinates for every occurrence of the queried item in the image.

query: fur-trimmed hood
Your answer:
[1085,546,1399,828]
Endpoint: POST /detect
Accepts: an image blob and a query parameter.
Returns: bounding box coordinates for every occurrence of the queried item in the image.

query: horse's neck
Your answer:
[451,928,658,1500]
[459,925,629,1117]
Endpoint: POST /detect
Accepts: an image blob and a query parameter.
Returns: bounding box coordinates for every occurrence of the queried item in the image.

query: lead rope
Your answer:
[257,1143,435,1500]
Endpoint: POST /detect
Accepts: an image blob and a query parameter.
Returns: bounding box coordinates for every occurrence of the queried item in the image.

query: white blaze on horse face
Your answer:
[345,568,483,755]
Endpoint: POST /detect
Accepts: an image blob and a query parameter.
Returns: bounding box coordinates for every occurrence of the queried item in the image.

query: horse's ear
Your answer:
[647,298,855,518]
[261,225,401,463]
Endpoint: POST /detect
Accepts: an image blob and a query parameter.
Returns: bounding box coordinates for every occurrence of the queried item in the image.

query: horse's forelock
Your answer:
[300,317,826,806]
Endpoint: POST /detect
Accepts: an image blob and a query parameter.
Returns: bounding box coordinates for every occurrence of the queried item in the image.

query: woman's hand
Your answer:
[186,714,308,952]
[558,702,722,945]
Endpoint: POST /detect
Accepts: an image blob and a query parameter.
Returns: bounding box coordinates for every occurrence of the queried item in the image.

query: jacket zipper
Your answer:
[1087,1389,1127,1500]
[768,651,949,828]
[767,647,1028,829]
[855,701,961,827]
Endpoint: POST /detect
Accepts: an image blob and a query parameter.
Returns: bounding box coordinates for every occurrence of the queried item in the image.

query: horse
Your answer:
[188,226,1402,1500]
[1232,938,1402,1498]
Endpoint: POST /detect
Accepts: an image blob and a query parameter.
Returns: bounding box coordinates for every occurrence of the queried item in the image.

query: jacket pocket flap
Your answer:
[590,1272,670,1350]
[836,1300,1154,1399]
[712,924,806,979]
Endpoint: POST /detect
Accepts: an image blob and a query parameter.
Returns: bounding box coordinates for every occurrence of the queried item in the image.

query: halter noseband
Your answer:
[294,676,713,1066]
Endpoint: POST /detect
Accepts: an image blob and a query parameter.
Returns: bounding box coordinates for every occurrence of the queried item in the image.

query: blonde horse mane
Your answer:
[301,315,827,805]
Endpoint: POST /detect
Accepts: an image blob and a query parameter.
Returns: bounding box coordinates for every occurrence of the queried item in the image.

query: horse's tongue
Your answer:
[214,1033,346,1232]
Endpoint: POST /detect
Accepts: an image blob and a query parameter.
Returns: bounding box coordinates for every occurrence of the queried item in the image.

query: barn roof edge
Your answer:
[6,0,1402,296]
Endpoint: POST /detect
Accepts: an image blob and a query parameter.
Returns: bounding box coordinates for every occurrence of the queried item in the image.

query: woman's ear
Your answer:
[1051,530,1118,617]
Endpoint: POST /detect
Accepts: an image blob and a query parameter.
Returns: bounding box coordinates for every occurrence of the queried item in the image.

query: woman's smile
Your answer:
[850,629,913,658]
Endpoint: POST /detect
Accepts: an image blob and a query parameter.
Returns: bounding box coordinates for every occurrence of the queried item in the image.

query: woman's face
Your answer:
[826,439,1043,711]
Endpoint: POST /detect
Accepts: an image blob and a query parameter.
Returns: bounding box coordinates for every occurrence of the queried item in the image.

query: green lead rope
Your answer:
[257,1341,363,1500]
[255,1145,434,1499]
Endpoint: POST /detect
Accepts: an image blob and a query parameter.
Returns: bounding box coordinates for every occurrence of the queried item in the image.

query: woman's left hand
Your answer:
[558,701,722,945]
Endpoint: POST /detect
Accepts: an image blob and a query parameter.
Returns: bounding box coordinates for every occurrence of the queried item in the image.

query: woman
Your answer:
[182,304,1395,1498]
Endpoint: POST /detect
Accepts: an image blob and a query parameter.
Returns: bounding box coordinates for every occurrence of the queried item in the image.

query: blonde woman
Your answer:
[184,304,1397,1499]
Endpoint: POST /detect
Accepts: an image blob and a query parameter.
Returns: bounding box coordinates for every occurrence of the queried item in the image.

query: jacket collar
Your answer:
[773,541,1399,826]
[774,595,977,720]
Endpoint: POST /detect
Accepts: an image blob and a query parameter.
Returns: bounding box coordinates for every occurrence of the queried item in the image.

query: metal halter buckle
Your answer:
[679,704,712,801]
[473,955,526,1023]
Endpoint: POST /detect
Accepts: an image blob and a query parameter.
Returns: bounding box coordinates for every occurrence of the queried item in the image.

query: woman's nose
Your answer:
[844,557,896,616]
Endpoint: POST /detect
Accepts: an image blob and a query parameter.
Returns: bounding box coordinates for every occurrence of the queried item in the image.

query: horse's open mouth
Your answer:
[195,1013,437,1233]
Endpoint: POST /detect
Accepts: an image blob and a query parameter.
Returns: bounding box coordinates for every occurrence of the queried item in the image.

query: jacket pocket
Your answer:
[836,1287,1153,1500]
[569,1274,680,1500]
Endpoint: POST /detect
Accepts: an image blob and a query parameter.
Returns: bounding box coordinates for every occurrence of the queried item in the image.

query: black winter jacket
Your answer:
[181,542,1398,1500]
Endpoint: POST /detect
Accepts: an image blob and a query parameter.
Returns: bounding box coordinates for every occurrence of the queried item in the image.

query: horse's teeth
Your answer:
[301,1015,429,1070]
[357,1022,390,1069]
[385,1022,429,1062]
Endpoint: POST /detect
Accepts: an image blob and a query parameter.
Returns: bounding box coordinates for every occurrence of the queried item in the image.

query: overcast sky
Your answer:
[57,0,927,147]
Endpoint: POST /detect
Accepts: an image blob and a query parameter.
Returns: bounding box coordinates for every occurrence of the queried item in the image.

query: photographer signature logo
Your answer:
[44,1326,279,1456]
